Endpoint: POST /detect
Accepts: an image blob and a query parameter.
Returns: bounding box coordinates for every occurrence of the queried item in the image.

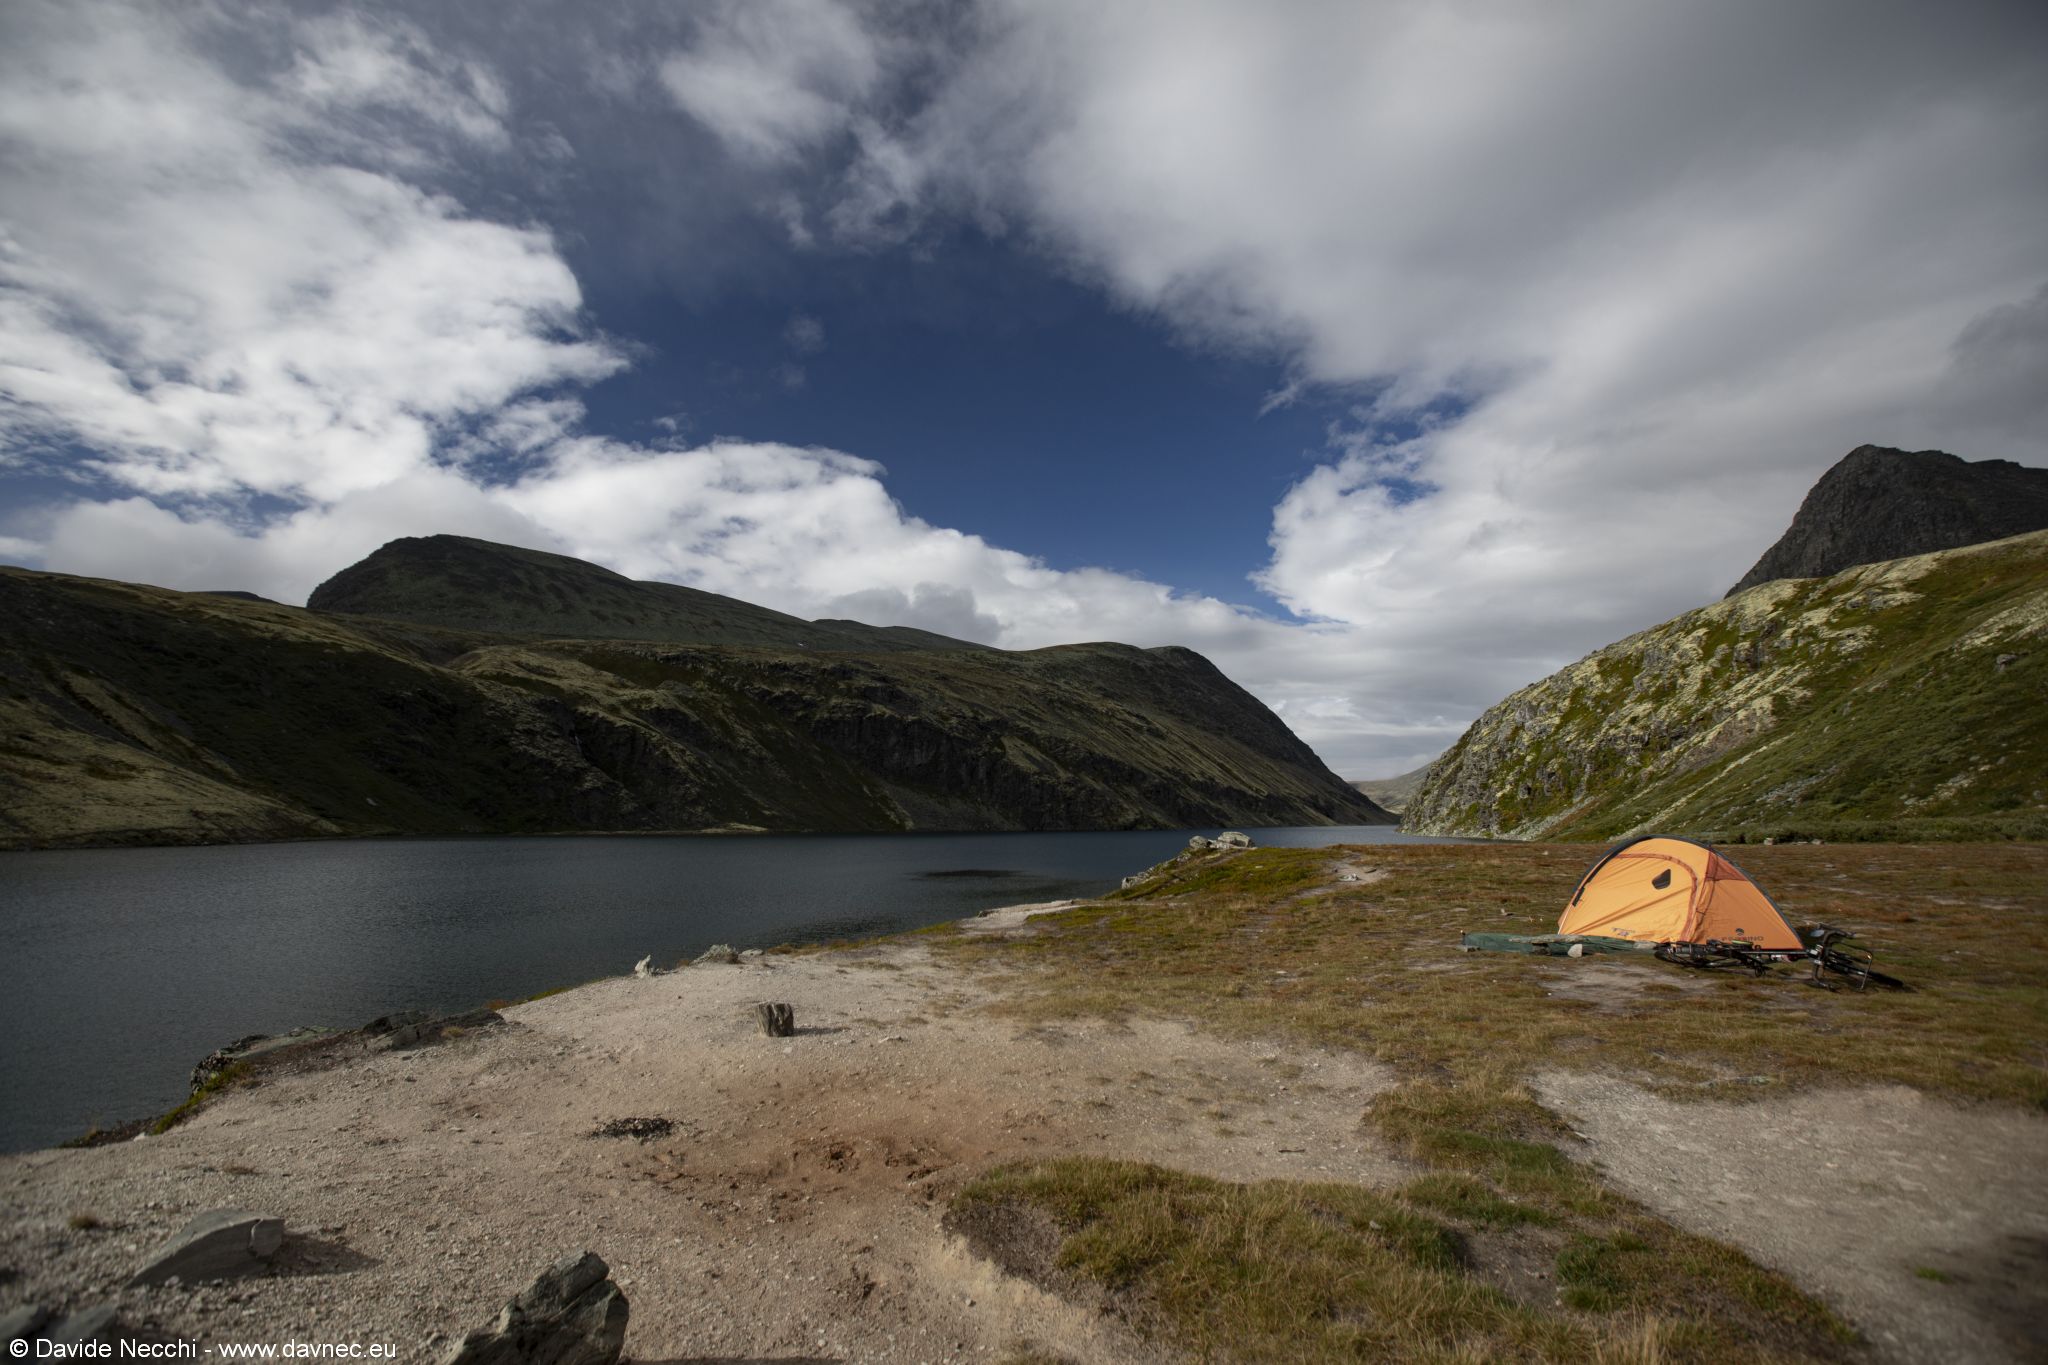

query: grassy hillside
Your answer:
[1403,531,2048,841]
[0,566,1385,849]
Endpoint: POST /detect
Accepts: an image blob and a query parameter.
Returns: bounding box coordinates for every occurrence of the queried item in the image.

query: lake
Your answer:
[0,826,1466,1152]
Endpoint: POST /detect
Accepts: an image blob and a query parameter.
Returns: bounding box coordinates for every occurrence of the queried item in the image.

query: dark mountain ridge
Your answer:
[309,535,986,652]
[1727,445,2048,596]
[0,540,1386,849]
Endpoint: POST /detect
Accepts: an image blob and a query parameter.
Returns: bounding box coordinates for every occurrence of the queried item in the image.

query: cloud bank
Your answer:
[3,0,2044,777]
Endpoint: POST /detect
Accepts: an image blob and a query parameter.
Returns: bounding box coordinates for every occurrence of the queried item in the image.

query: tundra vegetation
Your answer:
[1403,530,2048,843]
[931,840,2046,1362]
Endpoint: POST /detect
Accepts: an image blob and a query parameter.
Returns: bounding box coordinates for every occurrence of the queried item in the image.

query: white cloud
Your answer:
[282,11,514,156]
[29,427,1465,771]
[8,0,2046,782]
[0,0,622,504]
[805,0,2048,761]
[657,0,885,164]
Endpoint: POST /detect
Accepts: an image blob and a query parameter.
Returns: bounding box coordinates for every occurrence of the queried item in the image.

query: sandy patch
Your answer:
[956,900,1084,936]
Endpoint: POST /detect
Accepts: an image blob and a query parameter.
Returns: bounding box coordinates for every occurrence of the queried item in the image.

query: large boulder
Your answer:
[440,1250,628,1365]
[129,1208,284,1287]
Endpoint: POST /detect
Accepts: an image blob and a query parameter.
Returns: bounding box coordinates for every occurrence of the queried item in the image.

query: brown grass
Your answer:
[933,840,2045,1362]
[931,842,2048,1107]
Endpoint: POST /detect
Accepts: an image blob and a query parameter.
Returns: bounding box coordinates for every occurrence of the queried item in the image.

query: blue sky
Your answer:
[2,0,2044,777]
[574,229,1354,602]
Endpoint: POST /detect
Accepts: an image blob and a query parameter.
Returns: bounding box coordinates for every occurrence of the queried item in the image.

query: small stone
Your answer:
[755,1003,795,1037]
[632,956,654,979]
[589,1117,672,1141]
[1214,830,1253,849]
[694,944,740,966]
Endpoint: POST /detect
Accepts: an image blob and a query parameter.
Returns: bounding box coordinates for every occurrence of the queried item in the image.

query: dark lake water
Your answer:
[0,826,1466,1152]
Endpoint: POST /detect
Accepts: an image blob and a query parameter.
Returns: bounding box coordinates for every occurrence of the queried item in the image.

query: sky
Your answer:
[2,1,2044,779]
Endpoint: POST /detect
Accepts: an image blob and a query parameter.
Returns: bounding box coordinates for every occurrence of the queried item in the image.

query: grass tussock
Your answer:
[150,1061,252,1134]
[951,1156,1851,1363]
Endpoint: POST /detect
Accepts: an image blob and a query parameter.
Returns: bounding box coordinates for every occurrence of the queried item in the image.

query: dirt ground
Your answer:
[2,905,2042,1364]
[1534,1072,2048,1365]
[0,926,1401,1364]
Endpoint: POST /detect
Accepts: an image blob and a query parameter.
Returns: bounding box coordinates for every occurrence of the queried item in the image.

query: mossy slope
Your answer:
[1403,531,2048,841]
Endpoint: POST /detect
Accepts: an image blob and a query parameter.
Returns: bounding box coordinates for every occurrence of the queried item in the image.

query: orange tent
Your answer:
[1559,836,1800,950]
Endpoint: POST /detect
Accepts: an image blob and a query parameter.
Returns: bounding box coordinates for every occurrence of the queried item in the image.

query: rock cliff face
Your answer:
[0,545,1386,849]
[1403,531,2048,841]
[1727,446,2048,596]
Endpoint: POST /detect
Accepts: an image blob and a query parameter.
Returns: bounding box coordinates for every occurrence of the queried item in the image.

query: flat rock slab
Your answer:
[130,1208,285,1287]
[1,1304,52,1344]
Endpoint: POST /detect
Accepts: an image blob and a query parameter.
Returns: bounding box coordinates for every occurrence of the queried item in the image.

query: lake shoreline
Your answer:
[1,825,1467,1152]
[3,840,2043,1362]
[0,815,1431,857]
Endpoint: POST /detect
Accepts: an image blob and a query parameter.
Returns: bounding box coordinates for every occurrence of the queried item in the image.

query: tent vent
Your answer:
[1652,869,1672,890]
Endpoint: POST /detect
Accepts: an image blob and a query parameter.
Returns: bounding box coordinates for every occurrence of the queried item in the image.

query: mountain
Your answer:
[1727,445,2048,596]
[1402,530,2048,842]
[308,535,985,651]
[0,546,1387,850]
[1349,763,1434,815]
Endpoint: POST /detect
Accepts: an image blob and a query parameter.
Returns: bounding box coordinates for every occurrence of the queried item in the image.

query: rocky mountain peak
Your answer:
[1727,445,2048,596]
